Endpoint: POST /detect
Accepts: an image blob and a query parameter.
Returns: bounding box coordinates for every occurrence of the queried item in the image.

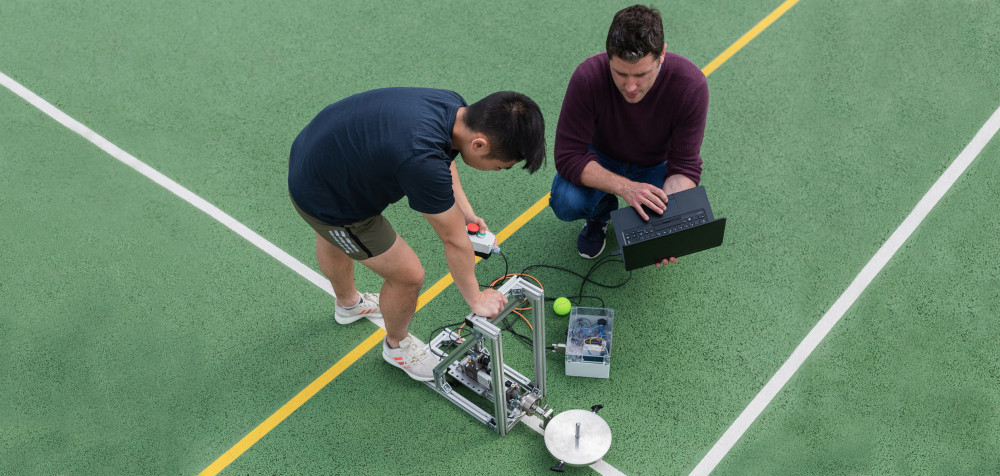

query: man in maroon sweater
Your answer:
[550,4,708,262]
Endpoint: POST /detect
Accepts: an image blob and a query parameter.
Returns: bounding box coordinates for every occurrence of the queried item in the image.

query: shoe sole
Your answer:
[333,312,382,325]
[334,311,382,325]
[381,351,435,381]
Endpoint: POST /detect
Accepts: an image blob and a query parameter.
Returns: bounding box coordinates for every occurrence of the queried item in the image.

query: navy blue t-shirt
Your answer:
[288,88,466,225]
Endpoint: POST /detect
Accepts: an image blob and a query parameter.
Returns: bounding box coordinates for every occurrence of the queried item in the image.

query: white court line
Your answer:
[691,104,1000,475]
[0,71,389,330]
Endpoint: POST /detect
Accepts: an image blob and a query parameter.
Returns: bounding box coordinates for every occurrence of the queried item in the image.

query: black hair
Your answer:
[606,4,665,63]
[463,91,546,173]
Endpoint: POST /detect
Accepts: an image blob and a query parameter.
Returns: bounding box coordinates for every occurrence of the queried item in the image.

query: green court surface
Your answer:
[2,1,998,474]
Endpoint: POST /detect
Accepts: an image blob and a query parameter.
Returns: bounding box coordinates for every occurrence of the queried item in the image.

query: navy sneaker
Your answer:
[577,219,609,259]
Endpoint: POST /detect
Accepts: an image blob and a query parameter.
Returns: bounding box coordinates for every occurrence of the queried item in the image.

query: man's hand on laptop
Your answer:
[620,181,668,221]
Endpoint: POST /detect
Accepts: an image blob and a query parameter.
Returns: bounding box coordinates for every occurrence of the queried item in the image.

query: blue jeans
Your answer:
[549,147,667,223]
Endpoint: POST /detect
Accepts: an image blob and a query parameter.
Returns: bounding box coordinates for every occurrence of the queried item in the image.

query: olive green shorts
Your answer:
[291,195,397,260]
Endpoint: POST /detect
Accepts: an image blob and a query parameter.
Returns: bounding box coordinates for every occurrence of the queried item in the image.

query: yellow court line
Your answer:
[199,330,387,475]
[202,2,798,472]
[496,192,551,244]
[702,0,799,77]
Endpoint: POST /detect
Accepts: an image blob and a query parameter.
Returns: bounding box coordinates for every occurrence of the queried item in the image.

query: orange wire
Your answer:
[489,273,544,312]
[512,310,533,331]
[489,273,543,289]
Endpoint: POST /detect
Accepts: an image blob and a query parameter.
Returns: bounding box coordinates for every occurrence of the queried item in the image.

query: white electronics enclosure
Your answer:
[565,307,614,378]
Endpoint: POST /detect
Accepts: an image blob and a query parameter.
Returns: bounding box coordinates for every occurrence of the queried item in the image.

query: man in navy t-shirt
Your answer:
[550,5,709,263]
[289,88,545,381]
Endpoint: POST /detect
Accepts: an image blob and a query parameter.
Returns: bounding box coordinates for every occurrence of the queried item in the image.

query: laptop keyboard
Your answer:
[621,209,709,245]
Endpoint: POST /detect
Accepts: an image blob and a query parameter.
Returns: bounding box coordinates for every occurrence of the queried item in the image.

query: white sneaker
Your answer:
[335,292,381,324]
[382,335,441,381]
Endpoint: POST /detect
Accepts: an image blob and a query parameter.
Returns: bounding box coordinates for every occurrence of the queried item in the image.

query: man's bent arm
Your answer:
[663,173,697,195]
[423,205,506,317]
[553,61,601,185]
[578,159,629,196]
[424,205,478,300]
[449,161,476,222]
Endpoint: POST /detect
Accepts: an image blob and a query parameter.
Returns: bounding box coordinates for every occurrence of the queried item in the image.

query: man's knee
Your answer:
[549,174,590,222]
[550,186,615,223]
[400,264,425,290]
[361,237,425,290]
[549,194,581,222]
[382,254,425,290]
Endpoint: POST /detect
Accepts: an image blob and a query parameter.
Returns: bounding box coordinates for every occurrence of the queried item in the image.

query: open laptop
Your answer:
[609,185,727,271]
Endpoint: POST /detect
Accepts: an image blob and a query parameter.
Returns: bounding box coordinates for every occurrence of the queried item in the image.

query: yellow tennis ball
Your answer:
[553,297,571,316]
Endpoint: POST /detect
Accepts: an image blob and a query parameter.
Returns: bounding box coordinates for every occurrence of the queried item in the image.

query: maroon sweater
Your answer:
[554,52,708,186]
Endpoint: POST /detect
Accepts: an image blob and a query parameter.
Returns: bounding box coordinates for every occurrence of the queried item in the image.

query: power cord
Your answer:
[519,253,631,309]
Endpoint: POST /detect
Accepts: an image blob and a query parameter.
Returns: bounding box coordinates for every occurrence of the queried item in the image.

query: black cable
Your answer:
[426,319,469,358]
[478,248,509,289]
[501,317,532,347]
[497,248,509,284]
[517,254,631,308]
[576,254,630,306]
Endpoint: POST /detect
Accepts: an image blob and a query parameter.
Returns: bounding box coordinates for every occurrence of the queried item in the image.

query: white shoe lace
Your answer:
[359,293,380,309]
[398,337,429,365]
[340,293,379,314]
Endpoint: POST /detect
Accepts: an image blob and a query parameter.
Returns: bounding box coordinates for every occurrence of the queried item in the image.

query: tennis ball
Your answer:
[553,297,571,316]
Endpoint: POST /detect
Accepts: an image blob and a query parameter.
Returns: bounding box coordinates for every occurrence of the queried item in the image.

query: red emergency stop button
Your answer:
[466,223,480,234]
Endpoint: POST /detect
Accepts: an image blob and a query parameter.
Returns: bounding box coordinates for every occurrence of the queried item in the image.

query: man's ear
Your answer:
[471,135,490,155]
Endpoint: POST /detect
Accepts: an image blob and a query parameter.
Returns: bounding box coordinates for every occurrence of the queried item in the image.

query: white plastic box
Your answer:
[565,307,614,378]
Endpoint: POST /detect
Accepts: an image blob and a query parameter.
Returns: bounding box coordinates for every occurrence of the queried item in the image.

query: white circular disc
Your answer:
[543,409,612,466]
